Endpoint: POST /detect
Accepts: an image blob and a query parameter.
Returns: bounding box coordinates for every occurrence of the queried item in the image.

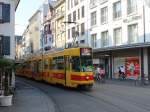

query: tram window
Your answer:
[57,56,64,70]
[38,60,43,72]
[31,62,34,72]
[81,56,93,72]
[27,62,31,69]
[44,59,49,70]
[24,62,30,69]
[33,61,38,73]
[71,56,80,72]
[52,57,58,69]
[49,59,52,69]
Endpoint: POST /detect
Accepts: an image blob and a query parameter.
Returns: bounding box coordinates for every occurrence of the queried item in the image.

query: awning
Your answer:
[93,42,150,53]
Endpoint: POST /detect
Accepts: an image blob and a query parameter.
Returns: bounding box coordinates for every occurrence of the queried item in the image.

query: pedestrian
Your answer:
[118,67,122,80]
[100,67,105,83]
[120,66,126,80]
[96,66,101,81]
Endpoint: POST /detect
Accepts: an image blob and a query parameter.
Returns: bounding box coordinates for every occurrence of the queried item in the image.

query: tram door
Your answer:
[65,56,70,86]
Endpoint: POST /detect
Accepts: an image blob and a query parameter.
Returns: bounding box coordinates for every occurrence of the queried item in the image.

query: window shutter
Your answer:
[2,4,10,23]
[3,36,10,55]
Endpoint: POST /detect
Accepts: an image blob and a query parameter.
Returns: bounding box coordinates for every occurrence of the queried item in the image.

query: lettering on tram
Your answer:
[16,47,94,90]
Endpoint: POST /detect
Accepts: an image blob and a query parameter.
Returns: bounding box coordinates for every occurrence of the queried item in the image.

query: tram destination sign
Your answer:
[80,48,92,56]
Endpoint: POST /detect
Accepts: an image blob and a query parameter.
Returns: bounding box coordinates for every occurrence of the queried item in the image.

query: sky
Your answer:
[15,0,44,36]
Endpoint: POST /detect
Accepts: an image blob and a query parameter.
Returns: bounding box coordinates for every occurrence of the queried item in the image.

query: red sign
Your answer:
[125,57,140,79]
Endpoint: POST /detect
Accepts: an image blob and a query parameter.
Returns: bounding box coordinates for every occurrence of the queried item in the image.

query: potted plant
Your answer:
[0,57,14,106]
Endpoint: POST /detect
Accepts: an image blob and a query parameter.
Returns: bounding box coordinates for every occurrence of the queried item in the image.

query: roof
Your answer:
[28,10,41,22]
[15,0,20,11]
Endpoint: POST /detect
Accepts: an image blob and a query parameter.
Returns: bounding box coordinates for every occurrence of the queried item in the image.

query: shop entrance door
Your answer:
[99,58,109,79]
[105,59,109,79]
[148,48,150,81]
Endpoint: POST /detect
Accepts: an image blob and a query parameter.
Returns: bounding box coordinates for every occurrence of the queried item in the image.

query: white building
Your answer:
[42,0,57,51]
[88,0,150,80]
[22,10,42,58]
[66,0,90,47]
[0,0,20,59]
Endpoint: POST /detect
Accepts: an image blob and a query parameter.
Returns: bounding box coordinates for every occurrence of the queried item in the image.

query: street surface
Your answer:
[1,77,150,112]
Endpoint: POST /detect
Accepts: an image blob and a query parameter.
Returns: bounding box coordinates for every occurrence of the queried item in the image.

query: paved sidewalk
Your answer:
[0,81,55,112]
[95,79,150,87]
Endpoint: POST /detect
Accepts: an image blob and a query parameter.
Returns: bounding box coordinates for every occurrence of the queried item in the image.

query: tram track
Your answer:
[17,77,150,112]
[33,83,130,112]
[78,91,130,112]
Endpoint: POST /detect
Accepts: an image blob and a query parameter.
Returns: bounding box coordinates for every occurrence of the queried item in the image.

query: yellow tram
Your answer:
[16,47,94,90]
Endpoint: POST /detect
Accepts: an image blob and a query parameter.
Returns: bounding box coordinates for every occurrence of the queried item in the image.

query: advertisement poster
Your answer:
[125,57,140,79]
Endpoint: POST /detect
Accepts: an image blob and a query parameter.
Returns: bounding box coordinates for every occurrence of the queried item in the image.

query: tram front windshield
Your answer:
[71,56,93,72]
[80,56,93,72]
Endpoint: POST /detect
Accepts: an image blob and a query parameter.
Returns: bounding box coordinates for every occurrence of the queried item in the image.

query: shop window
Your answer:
[113,57,140,80]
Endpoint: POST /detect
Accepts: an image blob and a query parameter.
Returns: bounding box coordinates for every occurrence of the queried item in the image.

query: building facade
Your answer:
[22,10,42,58]
[88,0,150,80]
[0,0,20,59]
[54,0,66,48]
[66,0,89,47]
[15,35,22,59]
[43,0,57,51]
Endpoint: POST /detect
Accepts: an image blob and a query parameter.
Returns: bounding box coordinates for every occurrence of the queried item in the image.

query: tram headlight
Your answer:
[86,76,90,80]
